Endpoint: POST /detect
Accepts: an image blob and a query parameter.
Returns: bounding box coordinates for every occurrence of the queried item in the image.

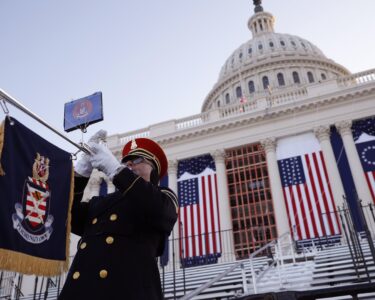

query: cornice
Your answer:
[158,84,375,146]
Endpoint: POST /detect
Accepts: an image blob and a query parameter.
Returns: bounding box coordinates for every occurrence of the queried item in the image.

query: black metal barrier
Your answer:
[236,283,375,300]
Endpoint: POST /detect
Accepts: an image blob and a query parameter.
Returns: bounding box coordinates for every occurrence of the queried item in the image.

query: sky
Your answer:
[1,0,375,154]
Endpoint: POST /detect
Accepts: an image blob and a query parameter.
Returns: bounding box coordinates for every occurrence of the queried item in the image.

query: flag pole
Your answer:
[0,89,91,154]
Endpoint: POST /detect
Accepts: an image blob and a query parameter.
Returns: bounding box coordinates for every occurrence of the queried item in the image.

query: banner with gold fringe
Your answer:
[0,117,73,276]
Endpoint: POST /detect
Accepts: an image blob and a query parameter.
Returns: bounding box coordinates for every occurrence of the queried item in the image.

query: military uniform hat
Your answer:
[121,138,168,179]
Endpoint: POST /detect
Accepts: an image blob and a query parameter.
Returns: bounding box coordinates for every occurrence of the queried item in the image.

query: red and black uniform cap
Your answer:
[121,138,168,180]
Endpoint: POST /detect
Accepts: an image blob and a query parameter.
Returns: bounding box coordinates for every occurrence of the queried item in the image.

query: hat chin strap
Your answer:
[150,169,159,185]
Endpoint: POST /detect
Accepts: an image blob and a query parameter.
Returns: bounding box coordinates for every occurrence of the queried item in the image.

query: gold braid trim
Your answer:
[0,120,5,176]
[160,189,179,213]
[122,176,142,196]
[0,162,74,276]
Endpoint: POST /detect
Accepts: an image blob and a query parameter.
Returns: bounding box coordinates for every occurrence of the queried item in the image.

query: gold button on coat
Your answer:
[109,214,117,221]
[92,218,98,224]
[99,269,108,278]
[73,272,80,279]
[80,242,87,249]
[106,236,114,244]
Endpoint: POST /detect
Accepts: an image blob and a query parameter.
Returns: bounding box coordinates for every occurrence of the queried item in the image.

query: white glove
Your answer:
[74,130,108,177]
[88,142,122,180]
[74,153,92,177]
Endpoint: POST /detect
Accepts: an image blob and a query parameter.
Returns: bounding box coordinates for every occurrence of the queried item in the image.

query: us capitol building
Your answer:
[104,0,375,263]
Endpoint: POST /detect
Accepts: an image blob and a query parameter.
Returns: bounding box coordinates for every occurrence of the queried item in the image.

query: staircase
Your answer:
[311,241,375,288]
[247,260,315,294]
[161,257,271,299]
[17,239,375,300]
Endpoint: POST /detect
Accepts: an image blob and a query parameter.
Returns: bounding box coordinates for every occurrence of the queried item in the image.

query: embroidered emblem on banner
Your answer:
[12,153,54,244]
[72,99,93,119]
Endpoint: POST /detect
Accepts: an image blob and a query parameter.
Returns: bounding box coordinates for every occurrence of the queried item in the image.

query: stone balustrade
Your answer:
[108,69,374,146]
[337,68,375,87]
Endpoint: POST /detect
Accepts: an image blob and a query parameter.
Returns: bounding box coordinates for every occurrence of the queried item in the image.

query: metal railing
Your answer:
[180,261,248,300]
[172,231,299,299]
[5,203,375,299]
[0,272,23,300]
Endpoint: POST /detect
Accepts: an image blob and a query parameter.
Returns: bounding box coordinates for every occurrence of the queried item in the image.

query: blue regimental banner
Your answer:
[0,118,73,276]
[64,92,103,132]
[330,126,363,231]
[353,117,375,203]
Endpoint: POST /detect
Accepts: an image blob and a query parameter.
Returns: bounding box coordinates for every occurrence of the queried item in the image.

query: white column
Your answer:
[167,159,180,270]
[167,160,178,234]
[211,149,235,260]
[314,125,345,208]
[261,138,290,237]
[211,150,232,231]
[336,120,373,205]
[167,159,178,194]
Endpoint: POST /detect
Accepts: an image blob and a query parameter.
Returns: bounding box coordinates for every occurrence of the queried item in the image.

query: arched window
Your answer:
[307,71,314,83]
[277,73,285,86]
[236,86,243,98]
[259,20,263,31]
[321,73,327,80]
[258,43,263,50]
[248,80,255,93]
[248,47,253,55]
[225,93,230,104]
[217,100,221,107]
[293,71,300,84]
[262,76,269,90]
[280,40,285,47]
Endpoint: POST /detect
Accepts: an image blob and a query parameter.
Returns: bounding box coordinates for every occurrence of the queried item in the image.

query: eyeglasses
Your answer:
[124,157,154,169]
[130,157,145,165]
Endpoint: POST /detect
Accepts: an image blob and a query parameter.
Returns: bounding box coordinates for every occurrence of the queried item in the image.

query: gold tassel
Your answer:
[63,162,75,272]
[0,120,5,176]
[0,248,67,276]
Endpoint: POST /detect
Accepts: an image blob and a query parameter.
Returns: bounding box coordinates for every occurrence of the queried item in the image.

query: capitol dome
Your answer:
[201,1,350,112]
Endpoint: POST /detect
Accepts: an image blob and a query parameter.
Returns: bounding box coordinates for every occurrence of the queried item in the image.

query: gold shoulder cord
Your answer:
[122,176,142,196]
[161,189,179,213]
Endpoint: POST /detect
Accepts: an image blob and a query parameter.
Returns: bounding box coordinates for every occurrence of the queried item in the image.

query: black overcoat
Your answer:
[58,168,178,300]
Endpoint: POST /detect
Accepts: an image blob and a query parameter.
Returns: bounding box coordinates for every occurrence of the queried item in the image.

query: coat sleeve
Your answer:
[70,176,90,236]
[112,168,178,234]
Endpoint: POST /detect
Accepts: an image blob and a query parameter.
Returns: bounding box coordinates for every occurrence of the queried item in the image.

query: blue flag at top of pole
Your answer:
[0,117,74,276]
[64,92,103,132]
